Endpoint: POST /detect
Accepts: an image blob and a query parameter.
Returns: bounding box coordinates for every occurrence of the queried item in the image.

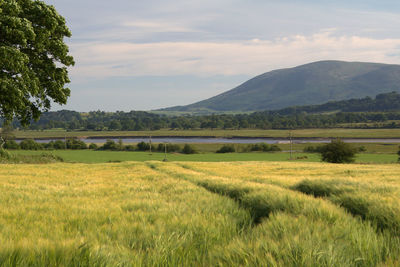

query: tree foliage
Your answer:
[319,139,357,163]
[0,0,74,125]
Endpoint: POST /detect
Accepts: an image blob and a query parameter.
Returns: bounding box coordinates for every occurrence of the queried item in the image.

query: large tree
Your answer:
[0,0,74,125]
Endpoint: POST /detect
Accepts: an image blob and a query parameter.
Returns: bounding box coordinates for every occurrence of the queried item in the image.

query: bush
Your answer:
[181,144,197,154]
[4,140,19,150]
[358,146,366,152]
[397,146,400,162]
[89,143,98,150]
[137,141,150,151]
[319,139,357,163]
[124,145,135,151]
[245,143,281,152]
[43,140,68,150]
[303,145,323,153]
[269,144,281,152]
[20,139,43,150]
[66,138,87,150]
[216,145,235,153]
[100,140,118,150]
[54,140,66,149]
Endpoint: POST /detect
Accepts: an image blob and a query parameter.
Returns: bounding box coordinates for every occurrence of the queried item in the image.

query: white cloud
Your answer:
[69,31,400,81]
[120,20,196,33]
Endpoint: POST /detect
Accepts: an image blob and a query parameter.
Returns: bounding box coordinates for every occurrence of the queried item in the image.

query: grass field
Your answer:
[0,161,399,266]
[11,150,399,164]
[13,128,400,139]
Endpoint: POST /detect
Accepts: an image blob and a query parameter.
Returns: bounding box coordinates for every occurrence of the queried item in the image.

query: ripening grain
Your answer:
[0,161,399,266]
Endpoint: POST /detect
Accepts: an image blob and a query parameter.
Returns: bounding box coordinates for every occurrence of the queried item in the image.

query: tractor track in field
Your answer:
[146,162,400,237]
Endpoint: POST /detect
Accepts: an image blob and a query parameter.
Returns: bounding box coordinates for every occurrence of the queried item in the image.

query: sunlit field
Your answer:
[0,161,399,266]
[11,149,399,164]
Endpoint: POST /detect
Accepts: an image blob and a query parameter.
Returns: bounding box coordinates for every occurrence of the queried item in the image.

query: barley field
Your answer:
[0,161,400,266]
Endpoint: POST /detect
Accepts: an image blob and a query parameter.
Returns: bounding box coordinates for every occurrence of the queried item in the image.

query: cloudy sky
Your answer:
[46,0,400,111]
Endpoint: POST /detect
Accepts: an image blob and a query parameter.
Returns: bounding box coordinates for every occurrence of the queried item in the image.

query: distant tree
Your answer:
[3,140,19,150]
[66,138,87,149]
[216,144,235,153]
[181,144,197,154]
[117,139,124,150]
[397,146,400,162]
[319,139,357,163]
[53,140,66,150]
[89,143,98,150]
[20,139,42,150]
[101,140,118,150]
[0,0,74,125]
[109,121,122,131]
[0,124,15,150]
[137,141,150,151]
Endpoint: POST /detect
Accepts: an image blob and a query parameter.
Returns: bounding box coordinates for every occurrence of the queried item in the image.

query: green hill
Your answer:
[270,91,400,115]
[162,61,400,112]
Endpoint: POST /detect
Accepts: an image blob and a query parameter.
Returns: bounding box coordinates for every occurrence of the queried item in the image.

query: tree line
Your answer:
[2,92,400,131]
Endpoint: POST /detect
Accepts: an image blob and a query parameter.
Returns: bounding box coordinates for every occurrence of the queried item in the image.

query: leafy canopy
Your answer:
[0,0,74,125]
[320,139,357,163]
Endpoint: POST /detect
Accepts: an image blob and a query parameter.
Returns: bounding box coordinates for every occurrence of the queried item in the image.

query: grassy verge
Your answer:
[0,150,63,164]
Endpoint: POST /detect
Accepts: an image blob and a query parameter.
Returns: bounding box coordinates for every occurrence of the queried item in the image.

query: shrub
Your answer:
[20,139,43,150]
[181,144,197,154]
[397,146,400,162]
[4,140,19,150]
[156,143,180,153]
[269,144,281,152]
[246,143,281,152]
[100,140,118,150]
[66,138,87,149]
[358,146,366,152]
[89,143,98,150]
[54,140,66,149]
[124,145,135,151]
[249,143,269,152]
[303,145,323,153]
[137,141,150,151]
[167,144,180,152]
[319,139,357,163]
[216,145,235,153]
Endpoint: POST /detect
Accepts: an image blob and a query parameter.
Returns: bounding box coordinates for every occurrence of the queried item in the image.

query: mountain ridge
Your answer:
[160,60,400,113]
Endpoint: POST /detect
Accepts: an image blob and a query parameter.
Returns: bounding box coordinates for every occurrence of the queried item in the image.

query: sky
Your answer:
[46,0,400,111]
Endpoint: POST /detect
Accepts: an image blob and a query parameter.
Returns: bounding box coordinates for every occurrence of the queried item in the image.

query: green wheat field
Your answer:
[0,161,399,266]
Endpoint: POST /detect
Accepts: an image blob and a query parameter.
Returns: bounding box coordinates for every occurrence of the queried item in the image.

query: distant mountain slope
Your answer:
[162,61,400,112]
[266,91,400,115]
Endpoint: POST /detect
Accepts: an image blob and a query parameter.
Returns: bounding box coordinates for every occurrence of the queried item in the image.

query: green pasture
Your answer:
[11,150,398,164]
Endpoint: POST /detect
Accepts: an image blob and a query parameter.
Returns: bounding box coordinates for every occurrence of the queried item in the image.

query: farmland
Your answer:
[10,149,399,164]
[0,161,399,266]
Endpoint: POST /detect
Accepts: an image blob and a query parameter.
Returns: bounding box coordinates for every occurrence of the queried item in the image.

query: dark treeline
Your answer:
[3,92,400,130]
[271,91,400,115]
[7,110,400,130]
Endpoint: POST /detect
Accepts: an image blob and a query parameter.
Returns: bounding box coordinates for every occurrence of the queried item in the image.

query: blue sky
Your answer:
[46,0,400,111]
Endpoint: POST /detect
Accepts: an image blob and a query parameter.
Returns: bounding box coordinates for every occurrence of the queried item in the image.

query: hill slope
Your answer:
[163,61,400,112]
[269,91,400,115]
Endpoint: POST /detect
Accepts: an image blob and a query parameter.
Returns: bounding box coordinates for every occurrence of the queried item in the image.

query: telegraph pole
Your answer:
[149,136,152,155]
[289,130,293,160]
[163,143,168,162]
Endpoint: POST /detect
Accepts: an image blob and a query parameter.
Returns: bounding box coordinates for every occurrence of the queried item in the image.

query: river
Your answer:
[20,137,400,144]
